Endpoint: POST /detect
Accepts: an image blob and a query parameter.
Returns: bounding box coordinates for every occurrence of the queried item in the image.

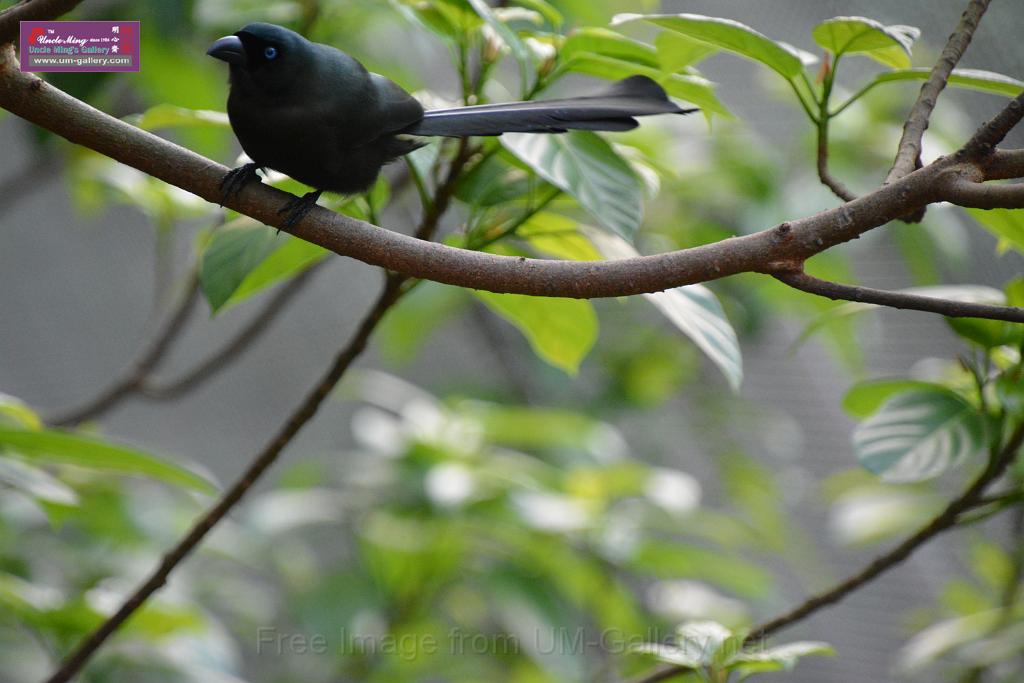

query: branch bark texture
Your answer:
[886,0,992,183]
[775,271,1024,322]
[2,46,1023,305]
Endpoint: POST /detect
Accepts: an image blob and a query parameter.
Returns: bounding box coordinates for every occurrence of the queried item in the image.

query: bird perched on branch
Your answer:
[207,22,695,227]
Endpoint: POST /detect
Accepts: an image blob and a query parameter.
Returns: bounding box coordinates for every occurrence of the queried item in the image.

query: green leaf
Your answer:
[727,641,834,677]
[0,457,78,505]
[870,68,1024,98]
[472,291,598,375]
[630,542,773,598]
[0,427,216,494]
[813,17,919,68]
[561,54,730,116]
[585,229,742,391]
[656,31,720,72]
[613,13,805,79]
[843,379,943,418]
[631,643,702,669]
[514,0,563,29]
[561,28,660,69]
[465,403,615,455]
[966,207,1024,255]
[0,392,42,429]
[222,236,330,310]
[897,610,1001,674]
[390,0,483,44]
[678,620,733,664]
[127,104,230,131]
[853,389,985,483]
[946,313,1024,349]
[200,222,280,313]
[455,152,534,207]
[501,131,644,241]
[518,213,603,261]
[378,282,467,363]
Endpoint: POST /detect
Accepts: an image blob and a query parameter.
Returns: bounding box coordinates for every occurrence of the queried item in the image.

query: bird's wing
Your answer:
[369,73,425,136]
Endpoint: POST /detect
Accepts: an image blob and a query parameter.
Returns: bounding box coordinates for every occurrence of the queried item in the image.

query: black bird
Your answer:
[207,23,695,226]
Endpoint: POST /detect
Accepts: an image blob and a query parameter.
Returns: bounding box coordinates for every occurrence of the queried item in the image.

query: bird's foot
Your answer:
[218,162,261,204]
[278,190,323,232]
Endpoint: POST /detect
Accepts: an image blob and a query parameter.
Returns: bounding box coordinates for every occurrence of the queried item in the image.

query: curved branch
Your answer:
[943,177,1024,209]
[0,46,974,300]
[630,423,1024,683]
[886,0,992,183]
[773,271,1024,322]
[816,116,857,202]
[0,0,85,44]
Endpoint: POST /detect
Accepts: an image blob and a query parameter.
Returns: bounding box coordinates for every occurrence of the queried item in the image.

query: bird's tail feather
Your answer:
[403,76,695,137]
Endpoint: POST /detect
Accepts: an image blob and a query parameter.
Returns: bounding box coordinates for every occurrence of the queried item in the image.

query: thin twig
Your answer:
[628,424,1024,683]
[961,91,1024,159]
[43,144,477,683]
[816,115,857,202]
[48,277,202,427]
[886,0,993,183]
[773,270,1024,323]
[747,422,1024,641]
[42,274,406,683]
[814,54,857,202]
[139,260,328,400]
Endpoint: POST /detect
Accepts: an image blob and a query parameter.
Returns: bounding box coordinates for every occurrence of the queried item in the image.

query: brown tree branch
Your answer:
[42,274,406,683]
[961,92,1024,158]
[747,422,1024,642]
[886,0,992,183]
[42,139,473,683]
[47,252,327,424]
[943,177,1024,209]
[816,116,857,202]
[4,46,1016,303]
[0,0,85,44]
[629,423,1024,683]
[773,270,1024,323]
[983,148,1024,180]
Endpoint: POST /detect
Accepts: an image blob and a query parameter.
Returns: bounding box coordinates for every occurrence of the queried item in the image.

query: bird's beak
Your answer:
[207,35,247,66]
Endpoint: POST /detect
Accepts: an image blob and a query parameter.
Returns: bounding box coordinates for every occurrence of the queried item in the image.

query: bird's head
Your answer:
[207,23,309,94]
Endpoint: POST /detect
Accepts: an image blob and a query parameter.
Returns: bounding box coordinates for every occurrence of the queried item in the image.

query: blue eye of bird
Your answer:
[264,46,278,60]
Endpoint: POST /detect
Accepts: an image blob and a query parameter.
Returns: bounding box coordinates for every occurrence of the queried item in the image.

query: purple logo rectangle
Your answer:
[20,21,140,73]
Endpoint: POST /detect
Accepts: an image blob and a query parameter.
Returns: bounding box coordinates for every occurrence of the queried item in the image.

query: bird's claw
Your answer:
[278,190,323,232]
[218,162,261,204]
